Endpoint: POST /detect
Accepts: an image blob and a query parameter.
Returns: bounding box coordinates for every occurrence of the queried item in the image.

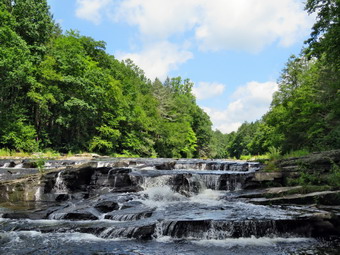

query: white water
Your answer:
[190,189,223,206]
[54,171,68,193]
[1,158,337,255]
[192,236,313,247]
[0,162,10,168]
[34,181,44,201]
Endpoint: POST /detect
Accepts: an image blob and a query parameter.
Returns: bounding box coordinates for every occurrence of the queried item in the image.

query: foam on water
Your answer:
[0,162,10,168]
[192,236,314,248]
[140,175,171,190]
[141,185,186,208]
[190,189,223,206]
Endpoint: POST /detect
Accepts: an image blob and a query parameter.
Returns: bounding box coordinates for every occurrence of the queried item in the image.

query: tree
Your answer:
[305,0,340,68]
[4,0,58,60]
[0,3,38,151]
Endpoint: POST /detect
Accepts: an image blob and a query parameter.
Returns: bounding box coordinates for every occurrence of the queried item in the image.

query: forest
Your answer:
[0,0,339,158]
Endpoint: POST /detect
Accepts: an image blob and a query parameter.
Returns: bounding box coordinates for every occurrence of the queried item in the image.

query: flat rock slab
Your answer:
[250,190,340,205]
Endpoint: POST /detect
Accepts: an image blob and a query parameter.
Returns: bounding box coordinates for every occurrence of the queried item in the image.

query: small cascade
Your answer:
[141,185,186,208]
[54,171,68,194]
[97,162,115,168]
[139,175,172,190]
[104,211,153,221]
[34,185,43,201]
[99,225,155,240]
[155,220,279,240]
[1,158,338,255]
[198,175,221,190]
[0,162,11,168]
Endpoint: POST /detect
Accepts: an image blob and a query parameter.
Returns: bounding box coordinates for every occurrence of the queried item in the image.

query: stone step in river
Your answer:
[0,158,339,255]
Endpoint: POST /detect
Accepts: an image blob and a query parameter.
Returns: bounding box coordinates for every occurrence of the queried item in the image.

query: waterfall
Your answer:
[35,185,43,201]
[198,175,220,190]
[54,171,68,193]
[3,158,334,255]
[139,175,172,190]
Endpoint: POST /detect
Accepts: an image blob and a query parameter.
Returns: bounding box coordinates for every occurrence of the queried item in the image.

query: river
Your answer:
[0,158,339,254]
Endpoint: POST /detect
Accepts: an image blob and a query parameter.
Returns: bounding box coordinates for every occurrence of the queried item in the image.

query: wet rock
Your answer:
[21,160,38,169]
[9,161,20,168]
[229,163,248,172]
[105,168,133,188]
[62,212,98,221]
[55,164,96,192]
[155,161,176,170]
[104,211,153,221]
[161,220,211,238]
[130,224,155,239]
[120,200,143,209]
[94,201,119,213]
[2,212,36,220]
[55,194,70,202]
[1,208,52,220]
[104,225,155,240]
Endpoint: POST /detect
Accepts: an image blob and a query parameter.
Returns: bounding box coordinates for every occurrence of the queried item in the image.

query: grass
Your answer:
[240,148,310,161]
[282,149,310,159]
[0,148,61,159]
[112,153,140,158]
[240,154,269,161]
[267,146,282,160]
[327,162,340,187]
[0,148,31,158]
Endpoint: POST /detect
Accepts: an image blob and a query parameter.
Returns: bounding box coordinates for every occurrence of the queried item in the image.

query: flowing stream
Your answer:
[0,158,339,254]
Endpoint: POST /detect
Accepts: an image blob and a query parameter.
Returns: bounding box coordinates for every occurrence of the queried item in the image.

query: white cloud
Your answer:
[74,0,313,79]
[113,0,200,40]
[192,82,226,100]
[110,0,313,52]
[75,0,111,24]
[195,0,311,52]
[203,81,278,133]
[116,41,193,81]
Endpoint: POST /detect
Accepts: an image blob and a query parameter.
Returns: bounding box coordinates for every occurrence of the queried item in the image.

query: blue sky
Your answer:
[47,0,315,133]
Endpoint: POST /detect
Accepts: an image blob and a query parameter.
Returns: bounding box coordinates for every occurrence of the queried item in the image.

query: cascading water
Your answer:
[0,158,338,255]
[53,171,68,194]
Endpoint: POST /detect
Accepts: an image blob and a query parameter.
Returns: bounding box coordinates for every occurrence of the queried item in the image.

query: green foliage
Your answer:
[267,146,282,160]
[1,0,338,161]
[216,0,340,159]
[327,162,340,188]
[34,155,46,174]
[0,0,214,158]
[283,149,310,159]
[1,118,39,152]
[210,130,230,158]
[0,148,12,157]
